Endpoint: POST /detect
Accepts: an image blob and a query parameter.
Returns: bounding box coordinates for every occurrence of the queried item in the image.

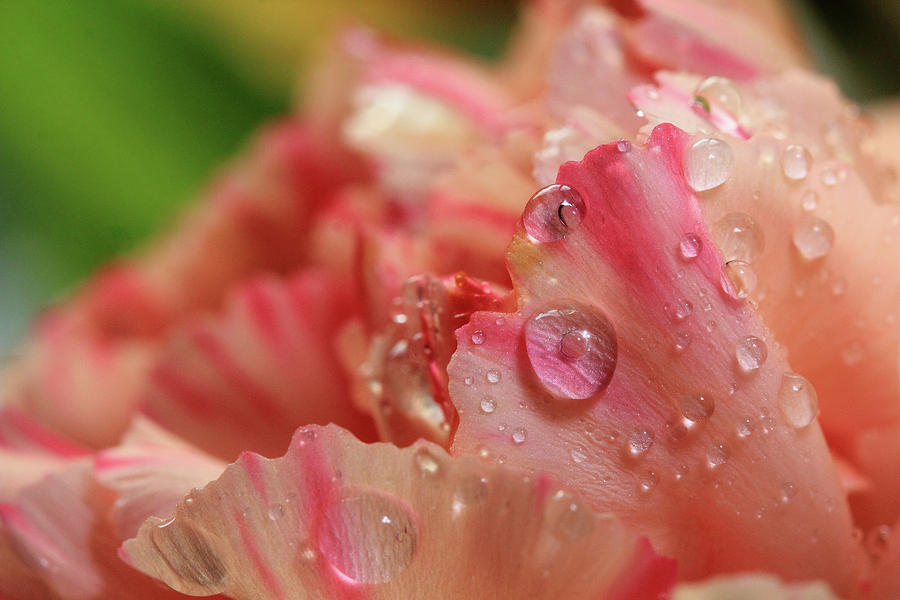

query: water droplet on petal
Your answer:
[318,492,418,584]
[480,397,497,414]
[672,298,693,321]
[735,336,768,373]
[684,138,735,192]
[713,213,765,263]
[780,481,797,503]
[736,416,754,438]
[801,190,819,212]
[268,504,285,521]
[546,490,595,540]
[524,301,617,400]
[616,139,632,153]
[570,445,588,464]
[679,233,702,259]
[413,447,442,477]
[626,429,654,459]
[523,184,586,243]
[639,471,659,493]
[793,216,834,260]
[781,145,812,180]
[778,373,819,429]
[680,394,715,423]
[511,427,528,445]
[471,330,485,345]
[486,369,501,384]
[695,76,742,117]
[722,260,757,299]
[673,331,691,353]
[706,443,729,469]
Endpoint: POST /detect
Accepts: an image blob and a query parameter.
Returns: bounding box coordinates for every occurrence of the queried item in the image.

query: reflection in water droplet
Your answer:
[722,261,758,299]
[680,394,715,423]
[713,213,765,263]
[793,216,834,260]
[694,76,742,117]
[318,491,417,584]
[781,145,812,180]
[523,184,587,243]
[524,300,617,400]
[735,336,768,373]
[778,373,819,429]
[413,447,442,477]
[626,429,654,459]
[679,233,702,260]
[684,138,735,192]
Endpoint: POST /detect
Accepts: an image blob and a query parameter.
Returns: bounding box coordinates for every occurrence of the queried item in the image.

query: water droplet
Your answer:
[778,373,819,429]
[713,213,765,263]
[672,298,693,321]
[865,525,892,561]
[679,232,702,259]
[695,76,742,117]
[486,369,501,384]
[570,445,588,463]
[471,330,485,345]
[793,216,834,260]
[639,471,659,493]
[673,331,691,353]
[722,260,757,299]
[736,416,754,438]
[801,190,819,212]
[480,397,496,414]
[735,336,768,373]
[680,394,715,423]
[684,138,735,192]
[546,490,595,540]
[524,300,617,400]
[841,340,864,366]
[706,443,729,469]
[267,504,285,521]
[523,184,586,243]
[821,166,843,187]
[512,427,528,445]
[626,429,654,459]
[464,376,473,386]
[318,491,417,584]
[780,481,797,503]
[413,447,442,477]
[616,139,632,153]
[781,145,812,180]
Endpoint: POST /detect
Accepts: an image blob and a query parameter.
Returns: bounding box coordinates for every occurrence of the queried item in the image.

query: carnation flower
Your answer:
[2,1,900,598]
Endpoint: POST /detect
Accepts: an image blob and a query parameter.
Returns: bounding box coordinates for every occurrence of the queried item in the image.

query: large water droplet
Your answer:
[722,260,758,299]
[480,397,497,414]
[713,213,765,263]
[679,233,702,260]
[318,491,418,584]
[523,184,586,243]
[778,373,819,429]
[792,216,834,260]
[735,336,768,373]
[781,145,812,180]
[694,76,742,118]
[626,429,654,459]
[680,394,715,423]
[684,138,735,192]
[524,300,617,400]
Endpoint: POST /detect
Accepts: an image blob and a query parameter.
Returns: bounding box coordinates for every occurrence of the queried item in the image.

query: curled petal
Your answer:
[448,125,861,593]
[123,424,676,600]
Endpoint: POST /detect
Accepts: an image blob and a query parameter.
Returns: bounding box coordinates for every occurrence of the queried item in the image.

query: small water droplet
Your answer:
[780,481,797,503]
[722,260,757,299]
[781,145,812,180]
[695,76,742,117]
[865,525,892,561]
[480,397,497,414]
[801,190,819,212]
[778,373,819,429]
[413,447,442,477]
[684,138,735,192]
[673,331,691,353]
[523,184,587,243]
[486,369,501,384]
[679,232,702,259]
[821,166,843,187]
[626,429,654,459]
[793,216,834,260]
[736,416,754,438]
[706,443,729,469]
[512,427,528,445]
[713,213,765,263]
[524,301,618,400]
[318,492,418,584]
[268,503,285,521]
[680,393,715,423]
[471,330,485,345]
[639,471,659,493]
[570,445,588,463]
[464,376,474,386]
[616,139,632,153]
[672,298,693,321]
[735,336,768,373]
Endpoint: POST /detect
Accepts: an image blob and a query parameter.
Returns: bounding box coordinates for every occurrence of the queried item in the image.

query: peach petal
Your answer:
[671,574,838,600]
[123,424,676,599]
[143,270,375,461]
[448,125,861,593]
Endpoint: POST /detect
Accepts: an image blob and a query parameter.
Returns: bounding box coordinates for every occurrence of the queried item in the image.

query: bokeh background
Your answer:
[1,0,898,354]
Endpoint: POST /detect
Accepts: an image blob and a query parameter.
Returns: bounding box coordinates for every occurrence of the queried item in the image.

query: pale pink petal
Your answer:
[94,417,226,540]
[671,574,838,599]
[143,269,376,460]
[122,424,676,599]
[448,125,861,593]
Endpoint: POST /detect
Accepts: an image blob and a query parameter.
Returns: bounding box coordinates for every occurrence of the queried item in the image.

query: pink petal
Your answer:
[122,424,676,599]
[448,125,861,593]
[143,269,376,460]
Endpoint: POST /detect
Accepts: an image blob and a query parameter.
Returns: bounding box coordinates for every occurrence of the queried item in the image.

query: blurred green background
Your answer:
[1,0,898,353]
